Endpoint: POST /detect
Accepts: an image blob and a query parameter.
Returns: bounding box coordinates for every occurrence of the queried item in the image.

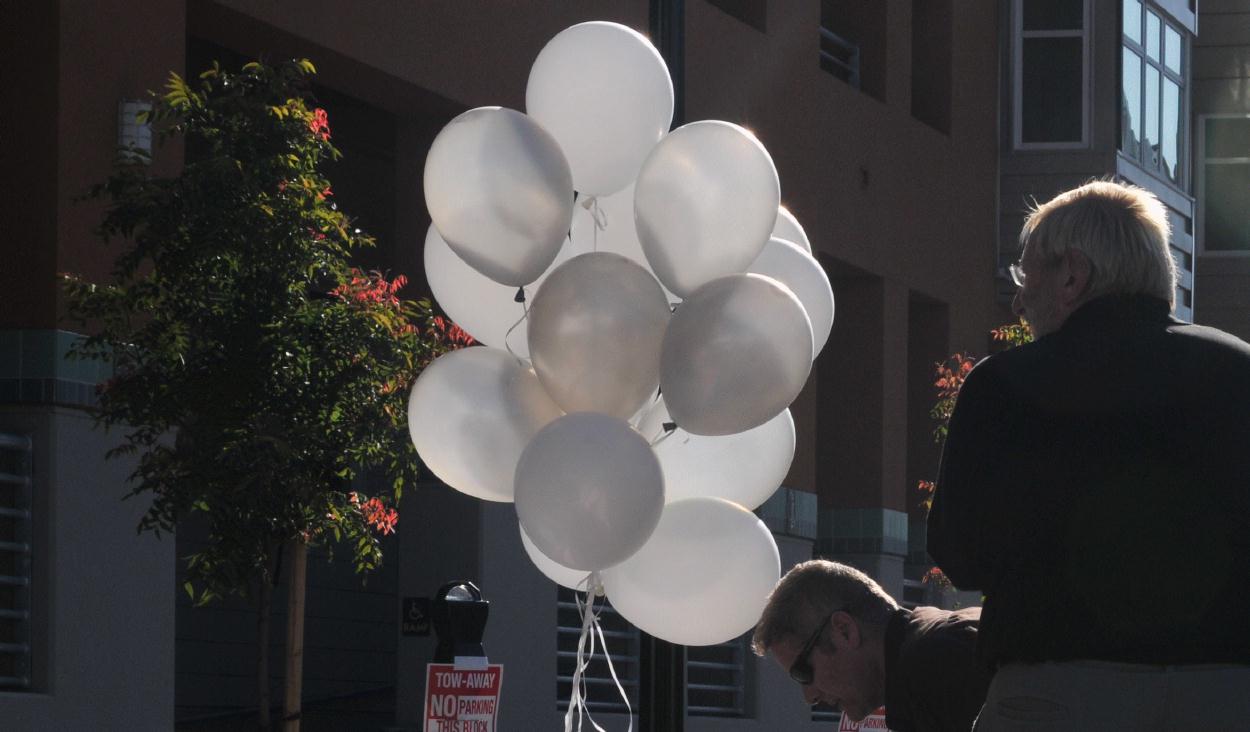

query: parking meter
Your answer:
[431,580,489,663]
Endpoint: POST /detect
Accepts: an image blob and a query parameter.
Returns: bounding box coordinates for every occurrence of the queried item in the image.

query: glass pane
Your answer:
[1205,117,1250,159]
[1146,12,1161,61]
[1162,79,1181,183]
[1204,163,1250,251]
[1022,37,1083,143]
[1122,49,1142,158]
[1146,65,1160,168]
[1024,0,1083,31]
[1165,26,1182,74]
[1124,0,1141,43]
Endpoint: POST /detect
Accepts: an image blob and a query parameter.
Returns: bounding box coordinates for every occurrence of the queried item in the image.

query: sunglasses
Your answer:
[788,609,845,685]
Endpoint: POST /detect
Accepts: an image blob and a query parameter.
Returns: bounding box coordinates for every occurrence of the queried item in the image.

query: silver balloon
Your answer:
[527,252,671,419]
[638,397,795,510]
[520,523,593,590]
[514,412,665,571]
[423,223,578,357]
[407,347,564,502]
[601,497,781,646]
[748,237,835,357]
[423,106,573,286]
[634,120,780,297]
[660,274,812,436]
[772,205,812,253]
[568,185,679,304]
[526,21,673,197]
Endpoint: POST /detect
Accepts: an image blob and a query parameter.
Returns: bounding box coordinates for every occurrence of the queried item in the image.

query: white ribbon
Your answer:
[579,196,609,252]
[563,572,633,732]
[503,295,529,361]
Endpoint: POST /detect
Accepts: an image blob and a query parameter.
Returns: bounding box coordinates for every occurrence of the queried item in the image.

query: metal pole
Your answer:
[650,0,685,128]
[641,4,685,729]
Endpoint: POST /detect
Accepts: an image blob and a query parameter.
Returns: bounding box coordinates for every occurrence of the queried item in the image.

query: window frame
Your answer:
[686,633,751,718]
[1120,0,1189,191]
[0,432,33,692]
[1196,113,1250,258]
[1012,0,1092,150]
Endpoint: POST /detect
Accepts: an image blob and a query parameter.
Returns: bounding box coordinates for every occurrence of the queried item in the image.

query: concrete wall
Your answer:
[0,407,174,731]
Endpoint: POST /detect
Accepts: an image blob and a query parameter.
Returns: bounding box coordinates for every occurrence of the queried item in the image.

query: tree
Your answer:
[917,321,1032,595]
[63,59,471,729]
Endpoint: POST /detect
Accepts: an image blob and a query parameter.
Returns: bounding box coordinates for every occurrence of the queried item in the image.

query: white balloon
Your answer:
[527,22,673,197]
[660,274,812,436]
[527,253,671,419]
[407,347,563,502]
[515,413,665,571]
[637,397,794,510]
[424,224,578,357]
[423,106,573,286]
[634,121,780,297]
[772,206,812,253]
[569,185,679,304]
[748,237,836,357]
[601,497,781,646]
[520,523,592,590]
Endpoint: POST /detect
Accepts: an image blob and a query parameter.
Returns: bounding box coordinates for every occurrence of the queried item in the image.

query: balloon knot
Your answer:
[514,287,526,303]
[662,422,677,433]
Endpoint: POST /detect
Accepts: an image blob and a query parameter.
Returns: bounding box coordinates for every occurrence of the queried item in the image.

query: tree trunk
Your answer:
[283,538,309,732]
[257,570,273,730]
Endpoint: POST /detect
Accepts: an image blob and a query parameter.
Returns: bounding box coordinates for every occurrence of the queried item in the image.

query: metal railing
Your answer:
[686,634,748,717]
[819,27,861,89]
[0,432,33,690]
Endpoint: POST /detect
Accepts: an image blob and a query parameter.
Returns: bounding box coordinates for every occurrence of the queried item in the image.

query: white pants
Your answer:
[974,660,1250,731]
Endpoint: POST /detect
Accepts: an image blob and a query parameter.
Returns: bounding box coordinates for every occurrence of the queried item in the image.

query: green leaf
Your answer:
[183,581,195,599]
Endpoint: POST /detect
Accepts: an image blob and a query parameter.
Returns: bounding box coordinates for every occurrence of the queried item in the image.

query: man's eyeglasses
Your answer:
[1008,262,1026,288]
[788,609,846,685]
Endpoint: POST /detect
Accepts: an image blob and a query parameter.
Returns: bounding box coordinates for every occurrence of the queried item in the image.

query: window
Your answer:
[819,0,887,100]
[706,0,767,32]
[1014,0,1089,147]
[1121,0,1187,188]
[557,588,640,713]
[0,433,32,691]
[819,22,860,90]
[911,0,953,134]
[686,634,749,717]
[1199,116,1250,254]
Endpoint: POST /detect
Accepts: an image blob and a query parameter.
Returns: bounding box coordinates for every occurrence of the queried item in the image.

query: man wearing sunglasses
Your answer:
[929,181,1250,728]
[753,560,988,731]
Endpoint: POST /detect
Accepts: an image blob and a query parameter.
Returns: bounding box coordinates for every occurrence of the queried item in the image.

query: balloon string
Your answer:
[596,607,633,732]
[503,292,529,362]
[579,195,608,252]
[565,573,614,732]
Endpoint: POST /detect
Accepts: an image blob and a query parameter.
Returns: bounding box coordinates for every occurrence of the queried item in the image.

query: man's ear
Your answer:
[1060,248,1092,305]
[830,611,862,650]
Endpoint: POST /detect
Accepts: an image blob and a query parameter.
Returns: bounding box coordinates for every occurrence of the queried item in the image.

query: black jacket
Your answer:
[883,606,989,732]
[928,294,1250,667]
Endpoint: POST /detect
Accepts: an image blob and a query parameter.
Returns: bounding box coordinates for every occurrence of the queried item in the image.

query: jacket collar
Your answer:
[882,607,913,729]
[1060,293,1174,333]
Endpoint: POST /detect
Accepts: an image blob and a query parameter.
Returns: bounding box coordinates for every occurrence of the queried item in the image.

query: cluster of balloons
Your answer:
[409,21,834,647]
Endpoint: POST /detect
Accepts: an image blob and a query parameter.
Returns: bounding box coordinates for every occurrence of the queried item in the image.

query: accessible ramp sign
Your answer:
[423,663,503,732]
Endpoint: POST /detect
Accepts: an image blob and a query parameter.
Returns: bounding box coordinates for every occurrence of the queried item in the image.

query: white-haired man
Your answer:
[753,560,989,732]
[929,180,1250,729]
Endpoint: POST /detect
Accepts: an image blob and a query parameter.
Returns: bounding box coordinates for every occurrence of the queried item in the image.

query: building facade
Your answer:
[0,1,1099,729]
